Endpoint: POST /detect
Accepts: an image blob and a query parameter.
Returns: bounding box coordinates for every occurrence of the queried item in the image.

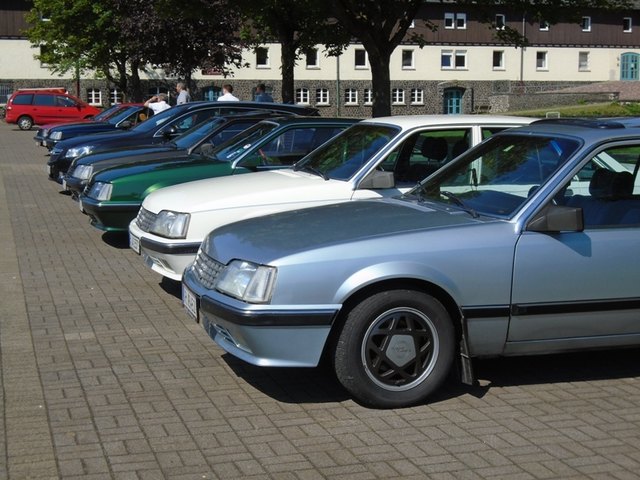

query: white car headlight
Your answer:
[149,210,190,239]
[50,131,62,140]
[74,165,94,180]
[87,181,113,201]
[65,145,93,159]
[216,260,277,304]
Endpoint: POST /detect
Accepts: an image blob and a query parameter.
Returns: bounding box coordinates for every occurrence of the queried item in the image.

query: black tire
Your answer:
[17,115,33,130]
[333,290,455,408]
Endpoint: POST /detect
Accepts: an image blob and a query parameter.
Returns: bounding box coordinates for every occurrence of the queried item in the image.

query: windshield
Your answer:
[93,104,122,122]
[411,134,580,218]
[171,117,228,149]
[294,123,399,180]
[131,104,182,132]
[202,121,279,162]
[106,106,142,125]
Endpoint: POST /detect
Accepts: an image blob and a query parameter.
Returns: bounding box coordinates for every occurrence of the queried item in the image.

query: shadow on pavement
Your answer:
[101,231,130,249]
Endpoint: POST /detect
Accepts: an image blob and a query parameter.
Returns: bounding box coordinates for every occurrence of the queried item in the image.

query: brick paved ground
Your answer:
[1,120,640,480]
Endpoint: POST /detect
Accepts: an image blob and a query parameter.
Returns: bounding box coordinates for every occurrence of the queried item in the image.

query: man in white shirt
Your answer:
[144,93,171,113]
[176,82,191,105]
[218,84,239,102]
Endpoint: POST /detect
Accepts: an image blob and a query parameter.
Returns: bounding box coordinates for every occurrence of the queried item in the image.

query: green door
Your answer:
[621,53,639,81]
[444,89,463,114]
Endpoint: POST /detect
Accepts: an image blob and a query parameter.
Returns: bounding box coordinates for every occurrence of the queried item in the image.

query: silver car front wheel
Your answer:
[334,290,455,408]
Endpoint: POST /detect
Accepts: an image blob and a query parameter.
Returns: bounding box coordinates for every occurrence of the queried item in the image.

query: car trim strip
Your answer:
[511,298,640,316]
[200,295,339,327]
[140,237,200,255]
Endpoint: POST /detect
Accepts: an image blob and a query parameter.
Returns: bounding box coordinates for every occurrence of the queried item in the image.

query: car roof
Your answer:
[495,117,640,141]
[172,100,319,116]
[253,116,360,125]
[360,114,535,130]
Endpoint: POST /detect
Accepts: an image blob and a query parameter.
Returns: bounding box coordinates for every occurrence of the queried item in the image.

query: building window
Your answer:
[624,17,633,32]
[445,12,466,29]
[581,16,591,32]
[539,20,549,31]
[355,48,367,68]
[492,50,505,69]
[443,50,467,69]
[296,88,310,104]
[392,88,405,105]
[256,47,269,68]
[86,88,102,106]
[364,88,373,105]
[536,51,548,70]
[306,48,319,68]
[402,50,415,69]
[316,88,329,105]
[344,88,358,105]
[579,51,590,71]
[456,13,467,29]
[410,88,424,105]
[110,88,123,105]
[495,14,505,30]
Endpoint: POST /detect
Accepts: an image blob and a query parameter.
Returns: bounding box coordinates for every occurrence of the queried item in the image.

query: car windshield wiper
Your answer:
[440,190,479,218]
[293,164,329,180]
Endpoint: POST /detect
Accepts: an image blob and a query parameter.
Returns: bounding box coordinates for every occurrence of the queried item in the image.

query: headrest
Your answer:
[421,137,449,161]
[589,168,634,199]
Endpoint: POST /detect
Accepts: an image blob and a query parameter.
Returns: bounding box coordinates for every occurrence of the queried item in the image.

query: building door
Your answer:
[444,88,463,114]
[621,53,639,81]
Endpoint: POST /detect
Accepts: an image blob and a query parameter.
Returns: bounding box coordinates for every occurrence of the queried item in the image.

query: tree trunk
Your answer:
[367,48,392,118]
[280,35,297,104]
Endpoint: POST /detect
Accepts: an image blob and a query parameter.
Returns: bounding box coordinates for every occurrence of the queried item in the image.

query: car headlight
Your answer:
[149,210,190,239]
[65,145,93,159]
[215,260,277,304]
[87,181,113,201]
[50,131,62,140]
[74,164,93,180]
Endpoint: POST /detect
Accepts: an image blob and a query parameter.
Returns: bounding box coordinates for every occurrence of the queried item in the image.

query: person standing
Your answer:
[176,82,191,105]
[254,83,274,102]
[144,93,171,113]
[218,84,239,102]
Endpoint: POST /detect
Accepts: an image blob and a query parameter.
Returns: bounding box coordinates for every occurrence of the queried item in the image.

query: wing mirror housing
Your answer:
[527,205,584,233]
[359,170,395,189]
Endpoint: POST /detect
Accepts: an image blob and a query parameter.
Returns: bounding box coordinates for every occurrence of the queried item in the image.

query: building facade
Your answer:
[2,1,640,115]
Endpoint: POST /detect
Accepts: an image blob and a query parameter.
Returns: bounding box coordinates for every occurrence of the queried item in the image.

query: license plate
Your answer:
[78,198,84,213]
[41,140,47,147]
[62,178,67,191]
[183,285,199,322]
[129,234,141,254]
[46,164,52,174]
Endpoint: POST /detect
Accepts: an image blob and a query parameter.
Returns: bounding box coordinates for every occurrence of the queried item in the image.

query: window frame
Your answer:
[492,50,505,70]
[363,88,373,105]
[495,14,506,30]
[536,51,548,70]
[539,20,550,31]
[391,88,405,105]
[402,49,415,70]
[578,51,590,72]
[354,48,368,69]
[86,88,102,106]
[295,88,310,105]
[306,48,320,69]
[256,47,270,68]
[344,88,358,106]
[315,88,330,106]
[410,88,424,105]
[624,17,633,33]
[581,16,592,32]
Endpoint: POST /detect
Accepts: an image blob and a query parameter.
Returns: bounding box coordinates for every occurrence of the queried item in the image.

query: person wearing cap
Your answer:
[144,93,171,113]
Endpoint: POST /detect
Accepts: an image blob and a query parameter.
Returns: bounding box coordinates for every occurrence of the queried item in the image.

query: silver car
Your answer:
[182,118,640,408]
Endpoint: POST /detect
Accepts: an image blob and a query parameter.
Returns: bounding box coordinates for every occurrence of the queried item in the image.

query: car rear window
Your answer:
[34,94,56,106]
[11,94,33,105]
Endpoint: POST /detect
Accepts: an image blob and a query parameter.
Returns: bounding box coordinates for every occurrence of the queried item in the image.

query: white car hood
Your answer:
[143,169,354,214]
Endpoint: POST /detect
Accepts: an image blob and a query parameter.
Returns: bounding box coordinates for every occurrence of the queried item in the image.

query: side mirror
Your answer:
[118,120,132,129]
[527,205,584,233]
[162,127,176,140]
[359,170,395,189]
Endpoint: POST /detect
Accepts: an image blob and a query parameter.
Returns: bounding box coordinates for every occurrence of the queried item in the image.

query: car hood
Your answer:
[93,154,228,184]
[75,145,180,168]
[203,198,484,265]
[45,119,100,130]
[57,129,139,149]
[143,169,364,214]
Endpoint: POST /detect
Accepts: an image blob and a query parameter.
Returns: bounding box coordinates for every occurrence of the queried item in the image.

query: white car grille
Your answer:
[135,207,157,232]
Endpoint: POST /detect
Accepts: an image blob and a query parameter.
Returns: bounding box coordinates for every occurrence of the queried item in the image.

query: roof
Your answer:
[361,114,535,129]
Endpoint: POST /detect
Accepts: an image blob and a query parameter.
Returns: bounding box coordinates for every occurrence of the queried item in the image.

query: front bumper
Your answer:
[129,222,200,281]
[46,156,71,181]
[79,195,141,232]
[63,175,87,196]
[182,266,339,367]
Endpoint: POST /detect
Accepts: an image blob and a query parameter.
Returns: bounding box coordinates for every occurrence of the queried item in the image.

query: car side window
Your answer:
[391,128,471,184]
[57,96,77,107]
[166,109,220,134]
[562,145,640,227]
[12,94,33,105]
[33,94,56,106]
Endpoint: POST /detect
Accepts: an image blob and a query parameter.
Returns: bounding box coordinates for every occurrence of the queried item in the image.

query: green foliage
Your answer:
[511,102,640,117]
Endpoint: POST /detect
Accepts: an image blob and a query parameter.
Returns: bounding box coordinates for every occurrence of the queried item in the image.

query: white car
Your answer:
[129,115,535,280]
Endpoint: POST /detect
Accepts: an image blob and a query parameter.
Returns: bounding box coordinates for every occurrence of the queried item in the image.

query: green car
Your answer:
[79,117,357,232]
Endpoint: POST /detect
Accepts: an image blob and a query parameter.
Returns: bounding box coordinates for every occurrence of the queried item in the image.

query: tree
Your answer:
[26,0,243,102]
[331,0,632,117]
[236,0,350,104]
[331,0,426,118]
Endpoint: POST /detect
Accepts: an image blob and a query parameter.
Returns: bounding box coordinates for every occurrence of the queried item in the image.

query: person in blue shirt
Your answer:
[255,83,274,102]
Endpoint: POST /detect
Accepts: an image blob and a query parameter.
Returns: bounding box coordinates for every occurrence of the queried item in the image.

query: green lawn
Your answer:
[509,102,640,118]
